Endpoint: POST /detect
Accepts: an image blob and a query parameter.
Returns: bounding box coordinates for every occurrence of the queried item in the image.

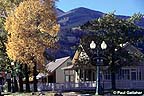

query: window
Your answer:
[69,70,74,75]
[123,69,130,80]
[65,76,69,82]
[64,70,74,75]
[70,76,74,82]
[64,70,75,82]
[65,75,74,82]
[116,69,130,80]
[116,68,144,80]
[64,70,69,75]
[103,70,111,80]
[138,71,141,80]
[131,72,136,80]
[105,68,144,80]
[142,70,144,80]
[137,69,144,80]
[131,69,136,80]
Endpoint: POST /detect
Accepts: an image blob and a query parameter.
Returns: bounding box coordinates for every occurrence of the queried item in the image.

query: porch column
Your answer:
[75,71,80,83]
[91,71,93,81]
[83,70,85,82]
[85,70,88,81]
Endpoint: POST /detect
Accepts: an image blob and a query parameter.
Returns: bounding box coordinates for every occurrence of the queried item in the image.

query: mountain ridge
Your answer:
[53,7,144,58]
[57,7,144,28]
[57,7,104,29]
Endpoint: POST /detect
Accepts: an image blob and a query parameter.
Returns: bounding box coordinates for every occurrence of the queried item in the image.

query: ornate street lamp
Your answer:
[90,40,107,95]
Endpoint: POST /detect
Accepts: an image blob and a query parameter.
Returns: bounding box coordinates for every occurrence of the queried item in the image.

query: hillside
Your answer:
[50,7,144,58]
[57,7,104,29]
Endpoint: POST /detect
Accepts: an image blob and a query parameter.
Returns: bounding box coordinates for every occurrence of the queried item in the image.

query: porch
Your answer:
[40,80,144,91]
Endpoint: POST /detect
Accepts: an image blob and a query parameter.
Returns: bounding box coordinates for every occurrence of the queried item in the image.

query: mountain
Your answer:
[51,7,144,58]
[57,7,144,29]
[56,8,65,17]
[57,7,104,29]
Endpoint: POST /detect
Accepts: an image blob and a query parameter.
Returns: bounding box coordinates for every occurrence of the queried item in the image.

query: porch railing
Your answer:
[41,82,97,91]
[32,80,144,91]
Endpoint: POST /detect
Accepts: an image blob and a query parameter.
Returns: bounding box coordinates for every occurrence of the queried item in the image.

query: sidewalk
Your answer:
[1,91,85,96]
[1,92,54,96]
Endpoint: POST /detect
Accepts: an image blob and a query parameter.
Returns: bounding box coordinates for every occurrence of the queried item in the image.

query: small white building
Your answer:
[46,56,71,83]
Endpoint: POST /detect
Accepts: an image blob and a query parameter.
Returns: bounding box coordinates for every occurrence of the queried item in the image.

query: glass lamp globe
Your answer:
[101,41,107,49]
[90,41,96,49]
[11,62,14,66]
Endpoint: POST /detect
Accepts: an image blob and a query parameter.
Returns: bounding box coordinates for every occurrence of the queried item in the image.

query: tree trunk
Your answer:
[7,79,11,92]
[19,64,23,92]
[6,72,11,92]
[19,75,23,92]
[33,63,37,92]
[11,67,15,93]
[11,77,15,93]
[25,64,30,92]
[111,49,116,90]
[111,70,116,90]
[14,77,18,92]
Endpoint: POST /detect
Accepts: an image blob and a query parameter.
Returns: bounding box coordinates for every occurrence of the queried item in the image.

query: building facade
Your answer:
[62,44,144,90]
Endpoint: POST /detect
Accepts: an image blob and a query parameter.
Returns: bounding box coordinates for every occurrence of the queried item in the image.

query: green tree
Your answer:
[80,13,144,90]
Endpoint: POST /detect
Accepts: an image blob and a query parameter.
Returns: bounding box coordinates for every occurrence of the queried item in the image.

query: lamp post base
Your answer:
[95,93,99,95]
[94,94,103,96]
[95,92,104,96]
[95,92,102,96]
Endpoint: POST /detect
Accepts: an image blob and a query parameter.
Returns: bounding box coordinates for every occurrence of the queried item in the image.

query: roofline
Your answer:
[48,56,71,73]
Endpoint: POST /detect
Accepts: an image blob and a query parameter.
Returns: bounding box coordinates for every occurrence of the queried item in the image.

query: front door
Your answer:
[131,69,137,80]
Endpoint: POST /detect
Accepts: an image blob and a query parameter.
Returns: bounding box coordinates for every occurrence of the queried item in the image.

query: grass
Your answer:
[2,92,55,96]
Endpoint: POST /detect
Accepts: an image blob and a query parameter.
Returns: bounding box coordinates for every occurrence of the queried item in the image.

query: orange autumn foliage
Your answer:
[5,0,59,69]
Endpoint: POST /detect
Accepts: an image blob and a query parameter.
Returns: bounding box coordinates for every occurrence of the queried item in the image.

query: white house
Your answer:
[61,43,144,90]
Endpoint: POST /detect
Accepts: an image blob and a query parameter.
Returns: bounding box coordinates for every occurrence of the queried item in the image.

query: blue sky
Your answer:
[56,0,144,16]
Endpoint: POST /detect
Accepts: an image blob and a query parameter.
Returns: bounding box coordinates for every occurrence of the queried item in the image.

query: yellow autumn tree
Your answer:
[0,0,24,72]
[5,0,59,70]
[0,0,23,17]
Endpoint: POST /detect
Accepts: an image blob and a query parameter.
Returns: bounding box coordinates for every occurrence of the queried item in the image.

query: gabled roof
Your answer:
[72,45,89,64]
[62,45,95,70]
[123,43,144,58]
[61,64,74,70]
[46,56,70,73]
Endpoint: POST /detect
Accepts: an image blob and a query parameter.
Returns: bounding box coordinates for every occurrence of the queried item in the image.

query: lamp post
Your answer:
[90,40,107,95]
